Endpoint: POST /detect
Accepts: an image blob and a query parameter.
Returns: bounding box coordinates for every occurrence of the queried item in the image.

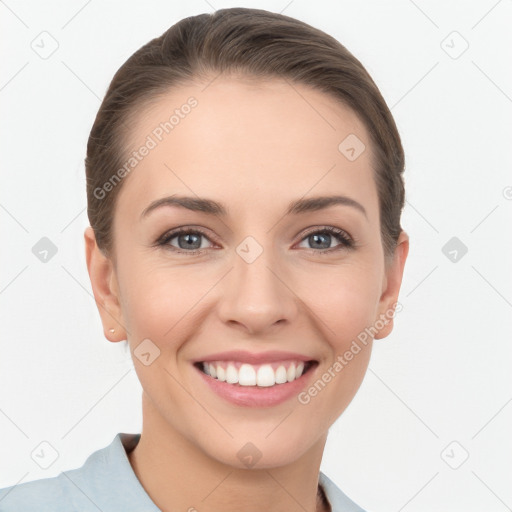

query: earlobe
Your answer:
[84,227,126,342]
[374,230,410,340]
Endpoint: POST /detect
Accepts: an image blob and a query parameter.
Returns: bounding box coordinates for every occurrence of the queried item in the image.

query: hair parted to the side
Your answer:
[85,7,405,263]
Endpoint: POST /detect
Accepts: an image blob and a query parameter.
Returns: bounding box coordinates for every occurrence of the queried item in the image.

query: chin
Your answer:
[200,427,322,470]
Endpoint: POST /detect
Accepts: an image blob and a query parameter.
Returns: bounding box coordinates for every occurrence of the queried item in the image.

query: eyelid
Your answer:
[299,225,352,241]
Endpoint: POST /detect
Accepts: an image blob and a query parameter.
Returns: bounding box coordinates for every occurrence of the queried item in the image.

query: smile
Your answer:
[197,360,315,387]
[192,350,319,407]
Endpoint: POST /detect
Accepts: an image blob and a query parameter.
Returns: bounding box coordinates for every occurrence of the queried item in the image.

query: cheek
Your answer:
[311,270,378,415]
[306,266,381,347]
[317,346,372,426]
[118,260,206,343]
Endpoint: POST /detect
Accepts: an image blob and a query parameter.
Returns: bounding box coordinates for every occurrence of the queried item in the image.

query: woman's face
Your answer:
[87,75,408,468]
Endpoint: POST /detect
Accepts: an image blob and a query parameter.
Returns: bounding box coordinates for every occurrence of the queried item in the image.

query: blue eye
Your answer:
[297,227,354,253]
[156,226,355,255]
[157,228,213,254]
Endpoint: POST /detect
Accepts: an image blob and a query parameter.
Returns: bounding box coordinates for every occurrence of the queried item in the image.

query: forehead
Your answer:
[115,75,377,222]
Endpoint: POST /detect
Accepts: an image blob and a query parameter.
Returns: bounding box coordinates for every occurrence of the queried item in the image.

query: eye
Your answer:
[156,227,215,254]
[155,225,355,255]
[296,226,354,253]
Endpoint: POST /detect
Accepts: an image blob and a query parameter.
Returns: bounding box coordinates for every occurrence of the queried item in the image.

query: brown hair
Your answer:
[85,7,405,263]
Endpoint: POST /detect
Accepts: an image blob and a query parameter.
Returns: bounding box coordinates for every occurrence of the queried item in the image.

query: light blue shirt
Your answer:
[0,432,366,511]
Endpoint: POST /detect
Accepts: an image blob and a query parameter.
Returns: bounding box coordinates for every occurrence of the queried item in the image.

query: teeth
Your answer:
[226,363,239,384]
[239,364,256,386]
[216,365,226,382]
[287,362,296,382]
[199,360,310,387]
[256,365,275,387]
[275,365,287,384]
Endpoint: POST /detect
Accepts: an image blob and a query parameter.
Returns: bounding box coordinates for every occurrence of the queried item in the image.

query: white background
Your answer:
[1,1,511,511]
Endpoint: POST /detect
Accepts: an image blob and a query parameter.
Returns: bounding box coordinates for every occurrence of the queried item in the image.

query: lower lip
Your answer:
[194,363,317,407]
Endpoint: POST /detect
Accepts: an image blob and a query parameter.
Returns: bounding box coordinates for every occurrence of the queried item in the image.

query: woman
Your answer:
[0,7,408,511]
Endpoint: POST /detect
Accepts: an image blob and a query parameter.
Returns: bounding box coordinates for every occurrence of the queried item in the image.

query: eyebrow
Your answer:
[140,194,367,220]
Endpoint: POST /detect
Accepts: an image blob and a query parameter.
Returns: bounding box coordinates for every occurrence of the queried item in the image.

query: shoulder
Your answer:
[319,471,368,512]
[0,432,151,512]
[0,469,96,511]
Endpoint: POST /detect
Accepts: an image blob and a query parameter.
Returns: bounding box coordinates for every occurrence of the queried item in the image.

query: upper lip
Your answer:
[193,350,316,365]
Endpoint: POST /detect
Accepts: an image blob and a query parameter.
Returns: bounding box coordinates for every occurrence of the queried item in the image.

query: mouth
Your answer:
[193,359,318,388]
[191,350,320,407]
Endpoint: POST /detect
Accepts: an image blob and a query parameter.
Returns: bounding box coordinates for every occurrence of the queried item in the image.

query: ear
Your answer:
[84,226,127,342]
[374,230,409,340]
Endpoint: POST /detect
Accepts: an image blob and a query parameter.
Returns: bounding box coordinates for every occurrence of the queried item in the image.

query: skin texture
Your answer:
[84,75,409,512]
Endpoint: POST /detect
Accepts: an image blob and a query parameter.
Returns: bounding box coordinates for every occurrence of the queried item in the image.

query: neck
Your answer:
[127,392,330,512]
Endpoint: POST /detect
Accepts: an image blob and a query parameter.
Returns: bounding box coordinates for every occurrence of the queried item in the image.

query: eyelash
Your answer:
[155,225,355,256]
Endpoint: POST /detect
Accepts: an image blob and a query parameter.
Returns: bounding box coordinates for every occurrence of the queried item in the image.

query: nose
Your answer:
[217,245,299,335]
